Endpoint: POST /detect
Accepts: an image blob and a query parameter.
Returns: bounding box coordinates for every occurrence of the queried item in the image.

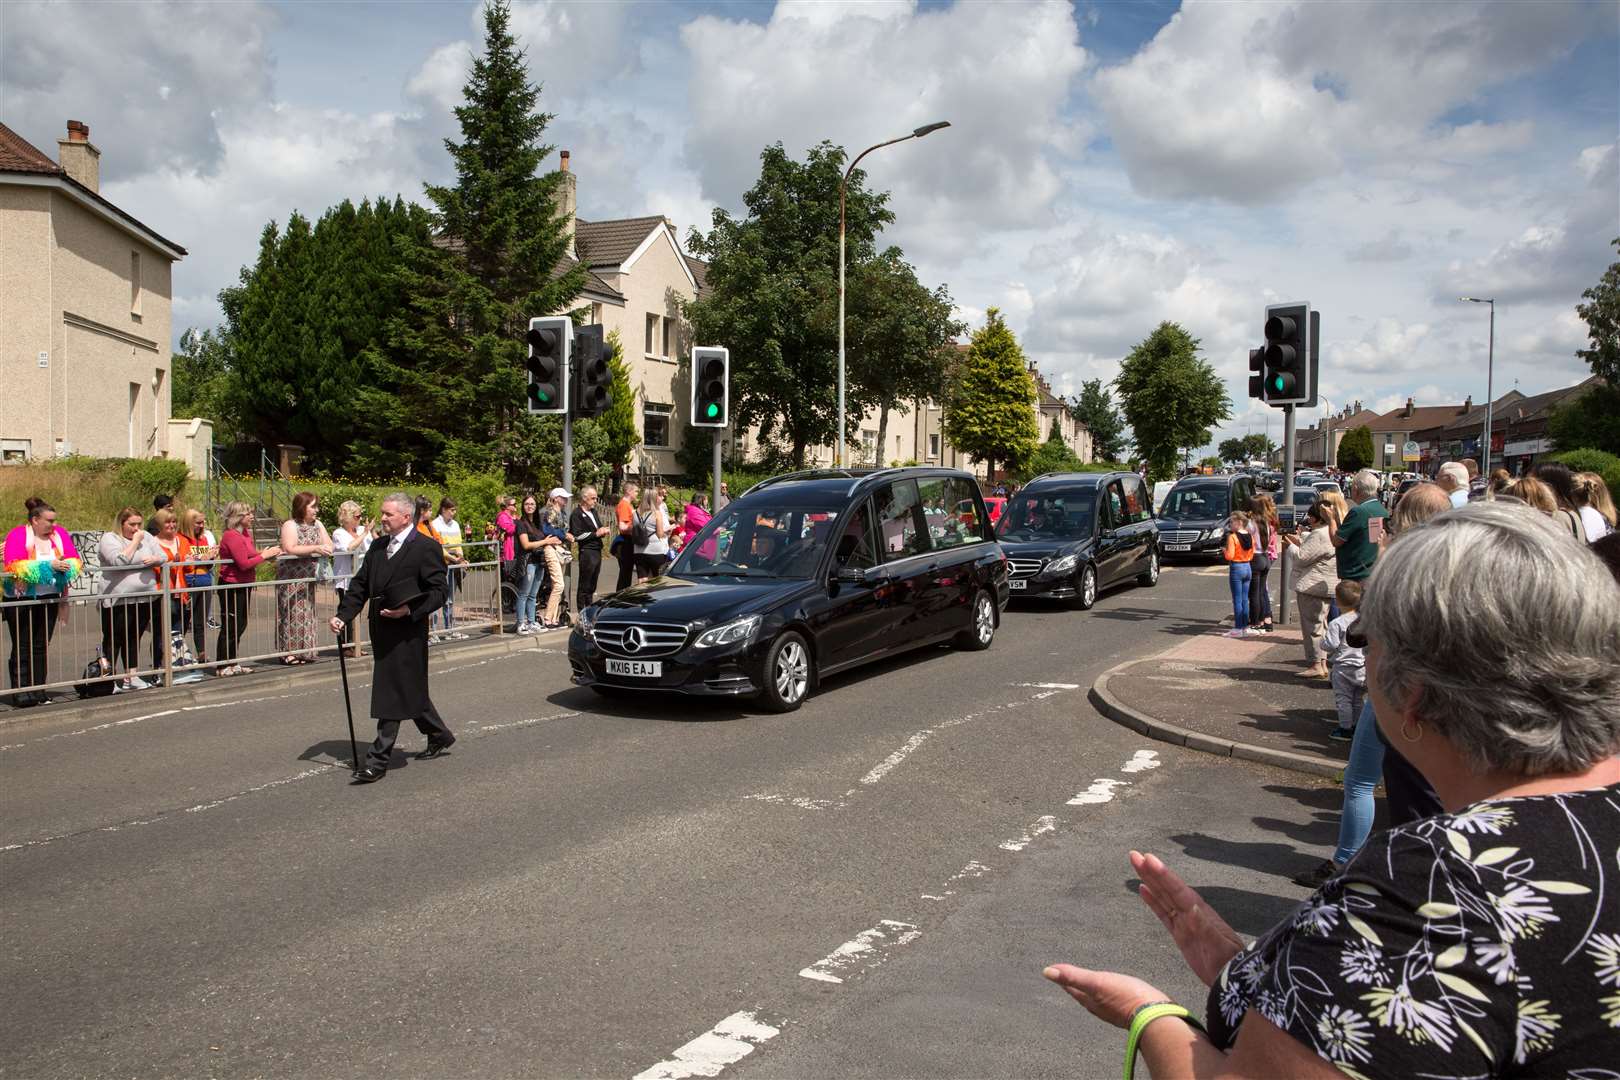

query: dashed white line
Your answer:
[465,710,580,735]
[742,792,835,811]
[1121,749,1161,773]
[1068,778,1130,805]
[998,814,1059,851]
[1013,681,1081,689]
[798,919,922,984]
[633,1010,780,1080]
[857,685,1074,789]
[183,767,332,813]
[923,859,992,900]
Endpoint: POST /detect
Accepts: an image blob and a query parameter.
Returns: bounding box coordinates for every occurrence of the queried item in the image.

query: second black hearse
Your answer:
[569,468,1010,712]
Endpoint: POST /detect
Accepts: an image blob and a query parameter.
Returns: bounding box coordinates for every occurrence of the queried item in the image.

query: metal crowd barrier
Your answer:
[0,538,505,705]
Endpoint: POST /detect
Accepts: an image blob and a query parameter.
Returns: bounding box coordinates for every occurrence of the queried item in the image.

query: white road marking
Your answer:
[1121,750,1161,773]
[798,919,921,984]
[1068,778,1130,805]
[184,767,331,813]
[742,792,835,811]
[923,859,992,900]
[998,814,1058,851]
[857,685,1074,789]
[465,710,580,735]
[633,1010,780,1080]
[1012,681,1081,689]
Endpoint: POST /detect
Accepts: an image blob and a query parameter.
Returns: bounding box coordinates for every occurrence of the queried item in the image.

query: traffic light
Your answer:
[1261,302,1317,408]
[1247,347,1265,401]
[690,346,729,428]
[525,316,571,415]
[571,324,612,419]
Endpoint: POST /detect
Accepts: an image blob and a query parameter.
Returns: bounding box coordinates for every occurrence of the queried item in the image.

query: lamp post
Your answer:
[1460,297,1496,474]
[836,120,950,468]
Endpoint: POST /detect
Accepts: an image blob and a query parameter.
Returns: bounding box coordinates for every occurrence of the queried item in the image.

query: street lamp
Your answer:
[1459,297,1496,474]
[836,120,950,467]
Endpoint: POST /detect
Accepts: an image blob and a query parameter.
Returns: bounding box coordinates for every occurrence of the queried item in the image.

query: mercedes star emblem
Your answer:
[621,626,644,654]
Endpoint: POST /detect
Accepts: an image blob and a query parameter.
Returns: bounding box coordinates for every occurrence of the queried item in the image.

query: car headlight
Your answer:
[575,607,597,634]
[1041,554,1078,577]
[694,614,762,648]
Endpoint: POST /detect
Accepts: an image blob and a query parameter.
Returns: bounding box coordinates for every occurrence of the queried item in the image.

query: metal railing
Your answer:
[0,539,508,705]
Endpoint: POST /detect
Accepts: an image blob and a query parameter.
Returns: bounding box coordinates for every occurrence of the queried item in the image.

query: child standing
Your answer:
[1320,579,1365,740]
[1223,510,1255,638]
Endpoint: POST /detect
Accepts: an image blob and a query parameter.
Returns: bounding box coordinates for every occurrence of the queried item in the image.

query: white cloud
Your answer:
[1092,0,1599,204]
[679,0,1089,232]
[1,0,277,180]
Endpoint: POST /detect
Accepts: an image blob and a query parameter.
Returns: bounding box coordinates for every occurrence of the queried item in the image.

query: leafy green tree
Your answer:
[1548,383,1620,456]
[846,249,963,465]
[171,327,242,445]
[1337,425,1375,472]
[1113,322,1231,481]
[685,141,893,467]
[1576,237,1619,384]
[1015,428,1083,482]
[1069,379,1130,462]
[942,309,1040,480]
[358,0,585,480]
[1217,437,1248,464]
[596,329,638,470]
[1199,455,1223,470]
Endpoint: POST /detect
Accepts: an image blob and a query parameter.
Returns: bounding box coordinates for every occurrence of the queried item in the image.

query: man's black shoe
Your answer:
[353,765,387,783]
[1291,858,1340,889]
[416,736,456,760]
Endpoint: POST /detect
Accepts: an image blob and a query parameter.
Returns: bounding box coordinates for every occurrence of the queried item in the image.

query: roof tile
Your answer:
[0,121,63,175]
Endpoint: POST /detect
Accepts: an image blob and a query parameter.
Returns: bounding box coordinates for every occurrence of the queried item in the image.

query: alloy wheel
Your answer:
[1082,566,1097,607]
[975,592,995,645]
[775,639,809,704]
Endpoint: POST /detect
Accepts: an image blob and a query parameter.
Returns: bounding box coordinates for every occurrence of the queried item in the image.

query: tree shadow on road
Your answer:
[1086,609,1223,637]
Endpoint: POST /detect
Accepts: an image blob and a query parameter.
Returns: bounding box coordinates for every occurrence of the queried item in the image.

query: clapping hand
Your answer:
[1042,966,1169,1030]
[1131,850,1244,987]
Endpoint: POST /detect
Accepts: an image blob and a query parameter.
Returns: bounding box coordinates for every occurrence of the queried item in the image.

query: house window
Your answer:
[130,251,142,316]
[590,302,603,325]
[644,403,672,448]
[928,434,940,459]
[1,439,31,463]
[861,429,878,465]
[645,314,659,356]
[661,316,672,358]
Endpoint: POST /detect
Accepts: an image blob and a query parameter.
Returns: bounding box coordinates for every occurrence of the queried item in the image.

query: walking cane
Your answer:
[335,630,360,774]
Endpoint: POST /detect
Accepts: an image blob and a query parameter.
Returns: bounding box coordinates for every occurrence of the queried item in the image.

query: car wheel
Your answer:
[954,589,996,651]
[1137,547,1160,587]
[759,631,813,713]
[1070,564,1098,610]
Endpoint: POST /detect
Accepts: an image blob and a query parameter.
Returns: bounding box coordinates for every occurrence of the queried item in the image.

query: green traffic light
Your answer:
[1272,376,1284,391]
[705,403,719,419]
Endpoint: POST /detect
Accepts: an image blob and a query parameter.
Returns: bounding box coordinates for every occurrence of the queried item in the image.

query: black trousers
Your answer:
[3,595,59,691]
[1249,557,1273,625]
[367,698,453,768]
[615,541,636,591]
[217,588,250,663]
[576,546,602,609]
[101,601,152,674]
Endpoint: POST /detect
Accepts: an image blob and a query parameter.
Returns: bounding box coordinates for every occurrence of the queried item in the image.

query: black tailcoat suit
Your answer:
[335,527,452,767]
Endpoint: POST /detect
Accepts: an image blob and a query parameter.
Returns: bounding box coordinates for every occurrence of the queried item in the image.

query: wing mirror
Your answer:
[835,566,868,585]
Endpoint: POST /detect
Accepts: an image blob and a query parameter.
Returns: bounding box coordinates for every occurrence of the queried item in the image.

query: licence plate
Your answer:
[1008,579,1028,590]
[606,659,662,678]
[1164,544,1192,552]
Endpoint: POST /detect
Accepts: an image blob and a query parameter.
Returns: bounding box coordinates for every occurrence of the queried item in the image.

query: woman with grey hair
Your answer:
[1046,501,1620,1078]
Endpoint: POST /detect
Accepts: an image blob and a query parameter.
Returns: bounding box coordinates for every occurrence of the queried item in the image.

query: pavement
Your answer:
[1089,568,1350,778]
[1,563,1350,1079]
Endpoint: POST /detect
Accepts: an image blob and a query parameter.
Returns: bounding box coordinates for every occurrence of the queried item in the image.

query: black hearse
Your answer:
[568,468,1009,712]
[1153,473,1259,559]
[995,471,1160,608]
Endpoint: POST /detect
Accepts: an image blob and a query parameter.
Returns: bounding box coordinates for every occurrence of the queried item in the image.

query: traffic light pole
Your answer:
[562,413,573,498]
[1278,404,1295,626]
[712,426,723,513]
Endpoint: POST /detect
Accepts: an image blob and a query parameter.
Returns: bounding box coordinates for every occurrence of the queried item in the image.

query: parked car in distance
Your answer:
[996,471,1159,608]
[980,496,1006,525]
[1313,480,1344,498]
[1154,473,1258,559]
[568,467,1009,713]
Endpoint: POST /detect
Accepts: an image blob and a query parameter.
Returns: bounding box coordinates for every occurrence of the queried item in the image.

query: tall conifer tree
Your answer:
[942,309,1040,480]
[360,0,585,478]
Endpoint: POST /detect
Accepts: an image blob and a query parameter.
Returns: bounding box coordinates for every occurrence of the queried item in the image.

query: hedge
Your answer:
[1550,448,1620,502]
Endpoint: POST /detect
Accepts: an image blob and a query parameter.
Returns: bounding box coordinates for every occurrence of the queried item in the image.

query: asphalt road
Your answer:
[0,562,1340,1079]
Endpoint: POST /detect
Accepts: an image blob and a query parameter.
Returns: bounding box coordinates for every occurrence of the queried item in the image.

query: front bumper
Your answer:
[1157,536,1222,557]
[567,628,765,697]
[1006,573,1077,599]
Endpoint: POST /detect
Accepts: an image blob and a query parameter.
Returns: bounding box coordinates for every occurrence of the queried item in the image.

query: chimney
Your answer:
[57,120,100,193]
[557,150,577,259]
[1461,395,1472,413]
[1404,397,1415,418]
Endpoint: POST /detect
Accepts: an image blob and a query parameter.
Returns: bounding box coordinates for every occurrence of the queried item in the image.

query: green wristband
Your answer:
[1123,1001,1203,1080]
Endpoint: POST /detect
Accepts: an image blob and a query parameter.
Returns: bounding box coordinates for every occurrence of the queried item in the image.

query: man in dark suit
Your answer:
[330,492,454,783]
[569,484,610,610]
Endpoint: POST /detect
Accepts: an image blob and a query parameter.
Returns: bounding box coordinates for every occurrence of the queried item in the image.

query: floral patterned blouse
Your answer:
[1206,784,1619,1078]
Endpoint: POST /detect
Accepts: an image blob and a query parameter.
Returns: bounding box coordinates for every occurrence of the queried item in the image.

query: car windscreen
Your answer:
[995,490,1095,541]
[1159,486,1229,521]
[670,504,843,579]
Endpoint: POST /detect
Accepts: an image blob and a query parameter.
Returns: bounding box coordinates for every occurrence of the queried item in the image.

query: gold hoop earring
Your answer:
[1401,717,1423,743]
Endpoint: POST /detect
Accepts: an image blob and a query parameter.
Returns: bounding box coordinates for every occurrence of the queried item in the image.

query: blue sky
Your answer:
[4,0,1616,450]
